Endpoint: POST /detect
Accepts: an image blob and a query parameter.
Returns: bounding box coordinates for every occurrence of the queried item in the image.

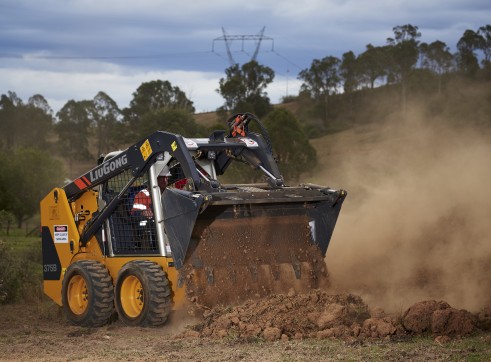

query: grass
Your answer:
[0,229,43,304]
[3,234,40,252]
[292,335,491,361]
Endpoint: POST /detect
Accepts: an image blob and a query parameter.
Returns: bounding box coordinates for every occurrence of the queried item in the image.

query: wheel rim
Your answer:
[120,275,144,318]
[67,275,89,315]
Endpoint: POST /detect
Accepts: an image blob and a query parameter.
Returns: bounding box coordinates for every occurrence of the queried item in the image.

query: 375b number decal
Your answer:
[44,264,58,273]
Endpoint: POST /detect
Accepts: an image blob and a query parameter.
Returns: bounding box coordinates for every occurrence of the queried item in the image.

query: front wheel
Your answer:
[115,260,172,327]
[61,260,114,327]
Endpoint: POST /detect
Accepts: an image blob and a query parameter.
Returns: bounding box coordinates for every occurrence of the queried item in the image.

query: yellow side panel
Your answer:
[73,189,99,237]
[41,188,187,309]
[40,188,83,305]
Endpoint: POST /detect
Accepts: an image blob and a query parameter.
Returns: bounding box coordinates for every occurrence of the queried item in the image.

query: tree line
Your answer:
[296,24,490,122]
[0,23,489,229]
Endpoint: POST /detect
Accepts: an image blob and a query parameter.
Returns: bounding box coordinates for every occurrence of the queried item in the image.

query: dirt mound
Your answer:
[187,290,408,341]
[477,305,491,331]
[431,308,476,336]
[183,293,486,341]
[401,300,477,337]
[402,300,451,333]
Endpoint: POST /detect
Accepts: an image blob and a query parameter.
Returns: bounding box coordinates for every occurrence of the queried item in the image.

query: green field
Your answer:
[0,228,43,304]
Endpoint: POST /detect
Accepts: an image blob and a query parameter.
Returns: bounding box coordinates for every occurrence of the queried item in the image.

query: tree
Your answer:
[0,92,54,152]
[262,108,317,181]
[0,148,64,227]
[340,51,359,94]
[456,29,481,77]
[55,99,94,173]
[298,56,341,100]
[419,40,454,94]
[0,92,23,151]
[357,44,388,89]
[217,64,245,112]
[388,24,422,44]
[338,50,361,120]
[477,25,491,69]
[0,152,9,214]
[124,80,195,138]
[298,56,341,121]
[54,93,122,161]
[28,94,53,116]
[138,109,206,139]
[217,60,274,117]
[24,95,54,149]
[92,91,122,155]
[240,61,275,100]
[386,24,422,112]
[0,210,14,236]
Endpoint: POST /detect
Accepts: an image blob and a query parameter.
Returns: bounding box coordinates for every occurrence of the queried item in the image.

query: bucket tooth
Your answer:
[205,266,214,285]
[227,261,237,283]
[191,256,204,269]
[292,262,301,279]
[247,264,258,281]
[270,264,280,281]
[290,251,302,279]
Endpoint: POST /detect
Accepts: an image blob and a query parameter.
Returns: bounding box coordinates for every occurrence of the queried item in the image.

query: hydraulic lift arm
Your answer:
[64,131,202,200]
[63,131,202,247]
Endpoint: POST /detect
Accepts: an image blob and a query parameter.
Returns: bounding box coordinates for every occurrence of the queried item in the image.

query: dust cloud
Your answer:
[319,109,491,313]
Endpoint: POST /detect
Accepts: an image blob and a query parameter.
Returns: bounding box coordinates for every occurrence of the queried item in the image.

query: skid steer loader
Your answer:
[41,113,346,327]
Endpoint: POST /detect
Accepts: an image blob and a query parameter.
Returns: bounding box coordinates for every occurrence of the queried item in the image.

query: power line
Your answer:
[272,50,303,70]
[0,50,214,60]
[0,43,305,74]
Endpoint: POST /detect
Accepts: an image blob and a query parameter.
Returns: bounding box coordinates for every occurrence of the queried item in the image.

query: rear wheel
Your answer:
[115,260,172,327]
[61,260,114,327]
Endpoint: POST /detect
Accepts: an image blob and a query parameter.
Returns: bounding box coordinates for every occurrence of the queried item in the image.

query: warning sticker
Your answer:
[54,225,68,243]
[140,139,152,161]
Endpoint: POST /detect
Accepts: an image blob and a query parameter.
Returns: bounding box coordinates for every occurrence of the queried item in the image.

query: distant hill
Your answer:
[193,111,220,128]
[193,102,301,128]
[68,76,490,180]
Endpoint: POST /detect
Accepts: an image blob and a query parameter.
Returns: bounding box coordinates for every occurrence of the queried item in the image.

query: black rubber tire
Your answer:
[114,260,172,327]
[61,260,114,327]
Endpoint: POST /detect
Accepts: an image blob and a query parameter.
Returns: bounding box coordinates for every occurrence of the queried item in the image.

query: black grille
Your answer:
[103,169,159,255]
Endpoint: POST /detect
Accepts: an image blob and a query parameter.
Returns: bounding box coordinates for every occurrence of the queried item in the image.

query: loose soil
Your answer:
[1,295,490,361]
[188,290,488,341]
[181,215,329,306]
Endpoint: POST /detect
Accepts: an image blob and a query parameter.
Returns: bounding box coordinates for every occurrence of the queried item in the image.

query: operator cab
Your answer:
[98,150,214,258]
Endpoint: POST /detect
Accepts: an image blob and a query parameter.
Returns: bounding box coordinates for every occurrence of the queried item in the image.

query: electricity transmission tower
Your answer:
[212,27,274,66]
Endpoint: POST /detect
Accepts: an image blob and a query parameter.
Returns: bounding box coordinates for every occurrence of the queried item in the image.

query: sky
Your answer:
[1,0,490,114]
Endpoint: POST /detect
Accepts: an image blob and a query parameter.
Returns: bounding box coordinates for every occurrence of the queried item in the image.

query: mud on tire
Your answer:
[61,260,114,327]
[115,260,172,327]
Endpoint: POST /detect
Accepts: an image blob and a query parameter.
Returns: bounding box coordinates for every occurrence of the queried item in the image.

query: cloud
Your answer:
[0,62,226,113]
[0,0,489,115]
[0,62,301,114]
[0,48,302,114]
[4,0,488,59]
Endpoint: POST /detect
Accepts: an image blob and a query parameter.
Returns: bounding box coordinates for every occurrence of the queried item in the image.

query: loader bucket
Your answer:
[163,186,346,306]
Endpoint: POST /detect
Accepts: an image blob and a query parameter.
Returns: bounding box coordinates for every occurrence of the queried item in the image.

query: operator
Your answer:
[131,168,170,218]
